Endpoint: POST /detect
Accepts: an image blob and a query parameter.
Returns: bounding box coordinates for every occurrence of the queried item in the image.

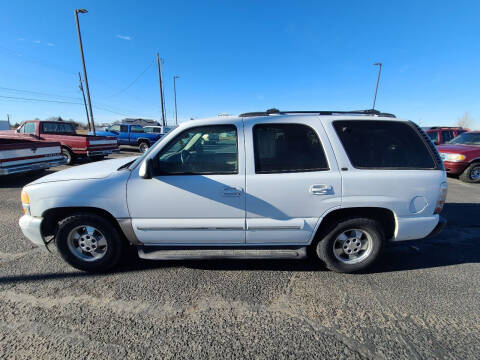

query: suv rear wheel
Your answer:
[315,218,384,273]
[459,162,480,183]
[56,213,124,272]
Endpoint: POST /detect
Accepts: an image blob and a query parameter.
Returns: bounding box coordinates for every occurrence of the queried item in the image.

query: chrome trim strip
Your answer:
[247,226,302,230]
[137,226,244,231]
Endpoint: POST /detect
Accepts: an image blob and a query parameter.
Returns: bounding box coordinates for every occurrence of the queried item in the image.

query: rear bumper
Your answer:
[0,158,66,175]
[86,148,120,157]
[19,215,47,249]
[444,161,469,175]
[426,216,447,238]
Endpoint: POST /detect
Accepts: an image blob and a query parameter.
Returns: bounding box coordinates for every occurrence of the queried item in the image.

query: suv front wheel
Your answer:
[56,213,124,272]
[459,162,480,183]
[315,218,385,273]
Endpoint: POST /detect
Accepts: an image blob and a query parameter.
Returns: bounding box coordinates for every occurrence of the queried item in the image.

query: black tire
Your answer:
[62,147,75,165]
[459,162,480,183]
[56,213,124,272]
[138,141,150,153]
[315,218,385,273]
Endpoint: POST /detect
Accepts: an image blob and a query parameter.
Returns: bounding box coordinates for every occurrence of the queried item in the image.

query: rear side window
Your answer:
[42,122,75,134]
[253,124,329,173]
[333,120,435,169]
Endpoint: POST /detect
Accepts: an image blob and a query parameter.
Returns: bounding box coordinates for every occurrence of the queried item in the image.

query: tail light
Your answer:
[434,182,448,214]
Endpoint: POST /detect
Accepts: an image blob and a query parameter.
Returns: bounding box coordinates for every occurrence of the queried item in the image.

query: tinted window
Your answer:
[42,122,75,134]
[131,125,144,133]
[157,125,238,174]
[120,125,128,132]
[253,124,329,173]
[23,122,36,134]
[333,120,435,169]
[428,131,439,143]
[441,130,453,142]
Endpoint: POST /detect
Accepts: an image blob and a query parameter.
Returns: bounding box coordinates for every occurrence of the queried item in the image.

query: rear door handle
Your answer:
[310,184,333,195]
[222,186,242,197]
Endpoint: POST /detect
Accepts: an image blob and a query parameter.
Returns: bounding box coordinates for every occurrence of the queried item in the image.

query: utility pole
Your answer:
[78,72,91,131]
[173,75,179,126]
[74,9,96,135]
[372,62,382,111]
[6,114,11,128]
[156,53,166,126]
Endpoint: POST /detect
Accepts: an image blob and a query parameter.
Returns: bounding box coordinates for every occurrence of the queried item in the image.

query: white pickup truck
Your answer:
[18,109,447,273]
[0,137,66,175]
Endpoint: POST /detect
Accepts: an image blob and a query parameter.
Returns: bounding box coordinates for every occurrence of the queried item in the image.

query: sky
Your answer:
[0,0,479,128]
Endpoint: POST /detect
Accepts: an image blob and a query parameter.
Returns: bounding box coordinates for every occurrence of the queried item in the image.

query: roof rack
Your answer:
[239,108,396,118]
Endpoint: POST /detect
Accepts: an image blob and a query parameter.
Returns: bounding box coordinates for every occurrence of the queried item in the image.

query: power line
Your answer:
[0,95,82,105]
[0,86,82,101]
[104,59,155,98]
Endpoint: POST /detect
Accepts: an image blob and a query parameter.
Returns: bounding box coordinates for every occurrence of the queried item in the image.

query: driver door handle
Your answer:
[310,184,333,195]
[222,186,242,197]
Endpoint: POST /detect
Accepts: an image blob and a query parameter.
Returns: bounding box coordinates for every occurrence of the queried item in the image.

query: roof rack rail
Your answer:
[239,108,396,118]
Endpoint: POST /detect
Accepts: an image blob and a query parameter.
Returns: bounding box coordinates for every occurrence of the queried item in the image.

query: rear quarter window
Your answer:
[333,120,436,169]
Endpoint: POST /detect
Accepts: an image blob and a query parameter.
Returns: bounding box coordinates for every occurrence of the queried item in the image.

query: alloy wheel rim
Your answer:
[67,225,107,262]
[470,166,480,180]
[333,228,373,264]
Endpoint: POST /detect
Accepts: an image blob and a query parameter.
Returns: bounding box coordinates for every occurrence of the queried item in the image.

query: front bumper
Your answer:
[19,215,47,249]
[0,158,66,176]
[443,161,469,175]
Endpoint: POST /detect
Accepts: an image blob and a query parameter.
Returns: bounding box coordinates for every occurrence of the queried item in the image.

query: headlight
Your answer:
[440,153,466,162]
[21,190,30,215]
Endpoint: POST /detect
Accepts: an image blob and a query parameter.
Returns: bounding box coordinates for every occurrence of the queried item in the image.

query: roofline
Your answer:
[239,108,396,118]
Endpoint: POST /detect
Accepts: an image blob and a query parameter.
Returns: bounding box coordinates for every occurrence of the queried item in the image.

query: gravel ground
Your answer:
[0,149,479,359]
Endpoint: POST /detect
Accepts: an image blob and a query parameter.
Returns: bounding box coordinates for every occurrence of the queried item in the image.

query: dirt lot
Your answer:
[0,150,479,359]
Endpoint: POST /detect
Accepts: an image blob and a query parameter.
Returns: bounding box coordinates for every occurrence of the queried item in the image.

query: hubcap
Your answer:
[333,229,373,264]
[470,166,480,180]
[67,225,107,262]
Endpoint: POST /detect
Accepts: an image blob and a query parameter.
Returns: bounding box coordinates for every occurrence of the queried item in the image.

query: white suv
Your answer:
[19,109,447,273]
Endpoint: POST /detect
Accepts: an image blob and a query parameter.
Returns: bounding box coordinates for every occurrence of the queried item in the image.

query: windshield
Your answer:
[448,132,480,145]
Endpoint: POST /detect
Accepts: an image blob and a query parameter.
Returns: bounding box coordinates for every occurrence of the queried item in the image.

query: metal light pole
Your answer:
[156,53,166,126]
[78,72,91,131]
[74,8,95,135]
[372,62,382,111]
[173,75,179,126]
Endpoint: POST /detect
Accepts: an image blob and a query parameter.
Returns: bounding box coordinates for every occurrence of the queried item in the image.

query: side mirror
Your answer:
[139,158,153,179]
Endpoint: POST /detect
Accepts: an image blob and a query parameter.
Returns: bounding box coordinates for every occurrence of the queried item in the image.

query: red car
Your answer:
[424,127,467,145]
[437,131,480,183]
[0,120,119,165]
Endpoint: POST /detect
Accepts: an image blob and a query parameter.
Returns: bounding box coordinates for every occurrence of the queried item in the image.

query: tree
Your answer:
[457,112,475,129]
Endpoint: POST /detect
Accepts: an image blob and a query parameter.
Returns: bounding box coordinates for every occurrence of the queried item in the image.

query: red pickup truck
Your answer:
[0,137,65,175]
[424,127,467,145]
[0,120,119,165]
[437,131,480,183]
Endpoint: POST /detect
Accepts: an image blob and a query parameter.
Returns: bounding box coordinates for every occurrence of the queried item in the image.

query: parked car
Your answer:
[19,109,447,273]
[0,137,65,175]
[424,127,467,145]
[0,121,10,131]
[144,125,176,135]
[95,124,162,153]
[437,131,480,183]
[0,120,119,165]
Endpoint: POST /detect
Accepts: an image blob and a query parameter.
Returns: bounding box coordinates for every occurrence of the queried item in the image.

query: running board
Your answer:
[137,246,308,260]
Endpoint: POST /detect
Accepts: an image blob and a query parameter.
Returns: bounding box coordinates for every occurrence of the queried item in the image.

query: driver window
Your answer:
[109,125,121,132]
[157,125,238,175]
